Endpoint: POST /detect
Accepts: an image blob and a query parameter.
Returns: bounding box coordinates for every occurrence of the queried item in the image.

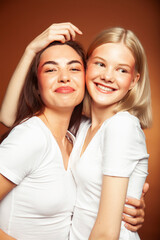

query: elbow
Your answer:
[0,118,12,127]
[0,112,14,127]
[100,233,119,240]
[90,230,119,240]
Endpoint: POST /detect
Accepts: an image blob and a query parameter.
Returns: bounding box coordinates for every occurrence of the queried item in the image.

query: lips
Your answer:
[55,86,75,93]
[95,83,116,93]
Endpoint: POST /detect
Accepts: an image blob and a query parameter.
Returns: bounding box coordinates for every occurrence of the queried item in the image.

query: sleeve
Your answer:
[0,122,46,184]
[101,113,147,177]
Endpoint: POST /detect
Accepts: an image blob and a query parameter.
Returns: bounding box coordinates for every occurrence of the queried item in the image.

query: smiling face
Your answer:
[37,44,85,112]
[86,42,140,116]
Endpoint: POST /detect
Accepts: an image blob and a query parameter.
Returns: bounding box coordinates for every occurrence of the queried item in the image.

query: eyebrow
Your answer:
[118,63,131,69]
[92,56,131,69]
[92,56,105,61]
[42,60,82,67]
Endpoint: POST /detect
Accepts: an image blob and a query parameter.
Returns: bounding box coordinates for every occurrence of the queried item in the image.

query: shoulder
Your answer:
[103,111,141,133]
[2,117,47,151]
[0,117,49,183]
[101,111,145,144]
[107,111,139,127]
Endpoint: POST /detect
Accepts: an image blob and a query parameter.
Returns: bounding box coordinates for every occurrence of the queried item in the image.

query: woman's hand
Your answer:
[122,182,149,231]
[25,22,83,57]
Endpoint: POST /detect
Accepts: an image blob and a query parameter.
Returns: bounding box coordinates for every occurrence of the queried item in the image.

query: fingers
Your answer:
[122,205,145,232]
[122,213,144,225]
[44,22,82,43]
[125,197,143,208]
[26,22,83,55]
[122,213,143,231]
[123,206,144,218]
[142,182,149,197]
[122,191,148,232]
[123,222,143,232]
[49,22,82,40]
[50,22,83,34]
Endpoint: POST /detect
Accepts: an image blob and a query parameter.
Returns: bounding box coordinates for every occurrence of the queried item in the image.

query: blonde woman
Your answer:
[70,27,151,239]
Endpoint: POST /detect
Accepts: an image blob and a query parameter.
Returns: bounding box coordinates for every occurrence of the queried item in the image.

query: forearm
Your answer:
[89,227,119,240]
[0,229,16,240]
[89,176,128,240]
[0,48,35,126]
[89,216,120,240]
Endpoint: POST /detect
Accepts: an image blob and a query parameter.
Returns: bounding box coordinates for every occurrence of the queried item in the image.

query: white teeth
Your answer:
[97,84,114,91]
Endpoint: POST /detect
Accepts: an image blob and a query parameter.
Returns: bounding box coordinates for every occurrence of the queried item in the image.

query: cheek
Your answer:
[38,78,47,92]
[124,79,134,91]
[75,73,85,87]
[38,74,55,91]
[86,65,98,83]
[118,76,133,90]
[79,76,86,97]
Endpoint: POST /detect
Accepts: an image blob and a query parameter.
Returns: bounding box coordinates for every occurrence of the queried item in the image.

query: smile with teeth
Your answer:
[96,83,116,92]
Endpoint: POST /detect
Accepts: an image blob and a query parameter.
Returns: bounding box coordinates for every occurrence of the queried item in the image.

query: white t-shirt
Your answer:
[70,112,149,240]
[0,116,76,240]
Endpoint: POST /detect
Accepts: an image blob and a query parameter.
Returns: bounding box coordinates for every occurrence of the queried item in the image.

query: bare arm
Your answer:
[0,230,16,240]
[0,22,82,126]
[89,176,129,240]
[88,180,149,239]
[0,174,16,239]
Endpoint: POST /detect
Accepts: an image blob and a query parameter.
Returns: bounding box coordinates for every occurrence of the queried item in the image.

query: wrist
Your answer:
[24,45,37,59]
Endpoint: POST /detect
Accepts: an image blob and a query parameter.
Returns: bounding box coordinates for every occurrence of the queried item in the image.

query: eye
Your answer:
[118,68,128,73]
[71,68,80,71]
[44,68,57,73]
[70,65,81,71]
[95,62,105,67]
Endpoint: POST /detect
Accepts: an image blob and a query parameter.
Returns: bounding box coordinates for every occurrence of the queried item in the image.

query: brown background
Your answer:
[0,0,159,239]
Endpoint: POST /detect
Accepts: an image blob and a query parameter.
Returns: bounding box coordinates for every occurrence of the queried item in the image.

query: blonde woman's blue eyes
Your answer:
[95,62,105,67]
[118,68,128,73]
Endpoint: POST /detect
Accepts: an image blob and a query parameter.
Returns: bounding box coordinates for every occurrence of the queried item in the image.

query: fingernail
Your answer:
[125,223,128,228]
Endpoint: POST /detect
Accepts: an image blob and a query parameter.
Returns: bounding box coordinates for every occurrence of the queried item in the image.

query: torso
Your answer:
[70,112,149,240]
[0,117,76,240]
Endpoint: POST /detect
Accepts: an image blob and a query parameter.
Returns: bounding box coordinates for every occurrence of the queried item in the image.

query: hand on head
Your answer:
[25,22,83,57]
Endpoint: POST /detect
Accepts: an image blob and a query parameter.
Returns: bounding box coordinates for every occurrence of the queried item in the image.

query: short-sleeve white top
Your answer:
[0,117,76,240]
[70,112,149,240]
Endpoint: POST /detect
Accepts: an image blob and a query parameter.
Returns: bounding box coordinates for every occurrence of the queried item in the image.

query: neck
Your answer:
[90,101,115,130]
[39,107,73,142]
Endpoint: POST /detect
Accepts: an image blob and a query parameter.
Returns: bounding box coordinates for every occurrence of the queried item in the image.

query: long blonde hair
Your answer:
[83,27,152,129]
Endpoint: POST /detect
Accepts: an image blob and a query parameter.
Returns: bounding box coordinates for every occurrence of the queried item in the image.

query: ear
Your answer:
[129,72,140,90]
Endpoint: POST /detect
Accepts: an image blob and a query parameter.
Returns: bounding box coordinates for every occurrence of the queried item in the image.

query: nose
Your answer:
[101,68,114,83]
[58,69,70,83]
